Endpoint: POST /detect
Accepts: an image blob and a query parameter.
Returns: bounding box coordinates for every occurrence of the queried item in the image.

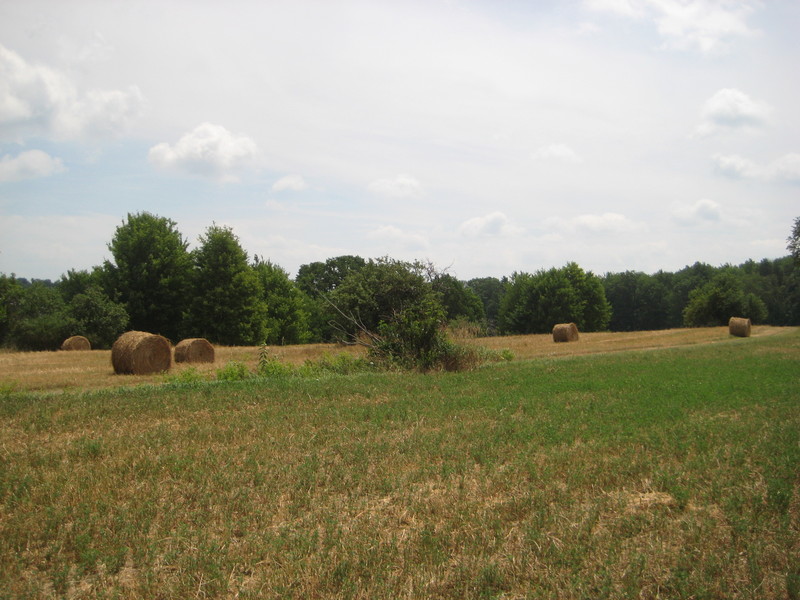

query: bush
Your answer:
[165,367,208,386]
[301,352,374,376]
[215,361,251,381]
[256,346,295,378]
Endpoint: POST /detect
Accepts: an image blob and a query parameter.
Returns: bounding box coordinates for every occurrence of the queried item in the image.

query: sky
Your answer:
[1,0,798,282]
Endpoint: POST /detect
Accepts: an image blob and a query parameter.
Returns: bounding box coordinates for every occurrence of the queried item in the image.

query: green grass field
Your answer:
[1,330,798,598]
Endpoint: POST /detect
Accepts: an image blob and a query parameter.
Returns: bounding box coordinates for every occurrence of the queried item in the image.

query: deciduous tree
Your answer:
[103,212,192,340]
[683,272,767,327]
[788,216,800,264]
[498,263,610,334]
[253,258,311,345]
[188,224,267,345]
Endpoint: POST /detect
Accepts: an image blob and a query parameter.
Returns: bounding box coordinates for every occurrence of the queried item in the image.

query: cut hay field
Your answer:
[0,326,788,393]
[0,327,798,599]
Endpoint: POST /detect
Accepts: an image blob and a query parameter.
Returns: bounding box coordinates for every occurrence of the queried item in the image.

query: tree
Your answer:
[666,262,715,328]
[188,224,267,345]
[326,258,462,370]
[67,285,129,349]
[431,273,485,324]
[296,255,367,297]
[327,258,433,334]
[467,277,505,332]
[8,282,76,350]
[563,262,611,331]
[683,272,767,327]
[0,274,23,346]
[104,212,193,340]
[296,255,367,342]
[788,216,800,264]
[58,268,106,302]
[498,263,611,335]
[253,258,311,345]
[603,271,670,331]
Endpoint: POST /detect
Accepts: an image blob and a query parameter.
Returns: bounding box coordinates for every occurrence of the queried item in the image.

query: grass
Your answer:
[0,326,786,393]
[0,328,797,598]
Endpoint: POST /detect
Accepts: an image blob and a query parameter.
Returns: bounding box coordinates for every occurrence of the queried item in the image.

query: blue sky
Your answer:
[1,0,798,281]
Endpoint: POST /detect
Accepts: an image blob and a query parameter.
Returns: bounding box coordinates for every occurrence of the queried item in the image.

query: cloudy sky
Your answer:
[1,0,798,282]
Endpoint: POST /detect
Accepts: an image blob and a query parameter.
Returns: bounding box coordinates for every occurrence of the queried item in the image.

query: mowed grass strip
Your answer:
[0,330,798,599]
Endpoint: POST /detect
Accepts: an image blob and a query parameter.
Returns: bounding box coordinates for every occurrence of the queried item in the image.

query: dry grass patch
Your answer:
[0,330,798,598]
[0,327,791,393]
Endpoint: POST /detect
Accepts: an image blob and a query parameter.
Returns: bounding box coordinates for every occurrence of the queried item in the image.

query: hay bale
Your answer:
[729,317,752,338]
[174,338,215,364]
[111,331,172,375]
[552,322,580,343]
[61,335,91,351]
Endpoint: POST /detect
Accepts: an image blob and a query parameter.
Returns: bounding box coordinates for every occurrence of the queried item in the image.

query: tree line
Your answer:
[1,212,798,352]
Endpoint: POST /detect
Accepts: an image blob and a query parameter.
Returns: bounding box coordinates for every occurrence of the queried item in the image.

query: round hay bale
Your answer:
[111,331,172,375]
[552,322,580,343]
[729,317,752,338]
[174,338,215,364]
[61,335,91,351]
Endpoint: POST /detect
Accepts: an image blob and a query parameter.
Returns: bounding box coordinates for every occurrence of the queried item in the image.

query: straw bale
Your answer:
[728,317,752,338]
[174,338,215,364]
[111,331,172,375]
[61,335,91,351]
[552,322,580,343]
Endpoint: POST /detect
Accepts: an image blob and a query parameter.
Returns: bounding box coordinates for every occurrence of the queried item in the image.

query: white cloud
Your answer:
[0,43,143,142]
[148,122,260,182]
[0,149,65,182]
[531,143,583,163]
[459,212,523,237]
[585,0,645,18]
[585,0,760,54]
[696,88,770,137]
[545,212,643,234]
[712,153,762,179]
[366,225,428,250]
[272,174,308,192]
[649,0,759,54]
[367,174,422,198]
[771,153,800,183]
[713,152,800,182]
[576,21,602,35]
[672,198,722,224]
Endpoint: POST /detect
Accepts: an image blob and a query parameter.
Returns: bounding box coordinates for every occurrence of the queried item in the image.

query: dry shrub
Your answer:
[111,331,172,375]
[552,322,580,343]
[61,335,91,351]
[729,317,751,338]
[174,338,215,364]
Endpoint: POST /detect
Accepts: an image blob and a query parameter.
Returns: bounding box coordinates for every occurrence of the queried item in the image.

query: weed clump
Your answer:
[215,361,250,381]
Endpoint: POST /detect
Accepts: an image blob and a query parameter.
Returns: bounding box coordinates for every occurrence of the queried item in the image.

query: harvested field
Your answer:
[0,327,797,599]
[0,326,791,393]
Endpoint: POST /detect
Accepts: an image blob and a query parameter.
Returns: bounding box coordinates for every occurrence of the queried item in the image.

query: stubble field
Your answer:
[0,327,798,598]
